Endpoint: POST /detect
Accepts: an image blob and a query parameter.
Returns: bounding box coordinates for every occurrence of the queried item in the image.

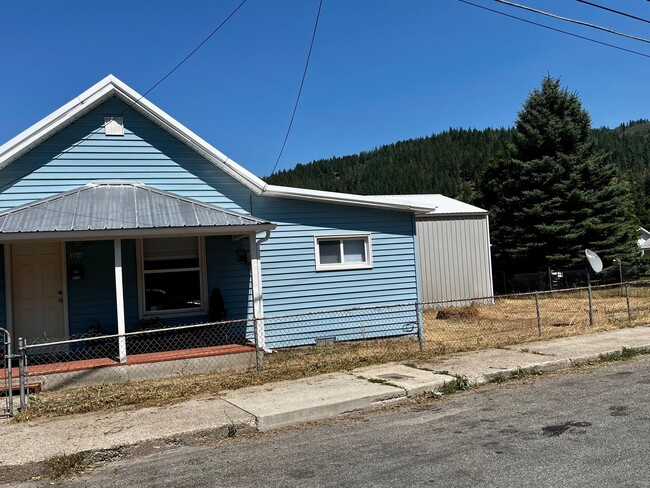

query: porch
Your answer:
[0,182,275,387]
[2,330,258,392]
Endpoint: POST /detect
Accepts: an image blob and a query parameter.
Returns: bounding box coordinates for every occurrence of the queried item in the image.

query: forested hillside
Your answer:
[265,120,650,223]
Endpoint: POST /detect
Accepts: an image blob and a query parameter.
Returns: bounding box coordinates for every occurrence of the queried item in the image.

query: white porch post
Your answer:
[248,232,266,351]
[114,238,127,363]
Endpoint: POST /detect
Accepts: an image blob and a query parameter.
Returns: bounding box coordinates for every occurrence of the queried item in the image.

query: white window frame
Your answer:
[314,234,373,271]
[136,236,208,318]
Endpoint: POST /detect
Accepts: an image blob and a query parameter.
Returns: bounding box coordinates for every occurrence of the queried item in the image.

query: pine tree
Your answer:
[479,76,638,273]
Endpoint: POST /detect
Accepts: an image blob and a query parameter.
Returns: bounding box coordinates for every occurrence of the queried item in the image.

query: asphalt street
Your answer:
[35,356,650,487]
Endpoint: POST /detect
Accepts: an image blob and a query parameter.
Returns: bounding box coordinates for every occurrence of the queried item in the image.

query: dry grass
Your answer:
[14,285,650,422]
[422,286,650,353]
[15,338,428,422]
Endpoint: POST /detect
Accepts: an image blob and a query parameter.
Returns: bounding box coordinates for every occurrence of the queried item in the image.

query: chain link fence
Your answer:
[1,328,14,417]
[5,281,650,414]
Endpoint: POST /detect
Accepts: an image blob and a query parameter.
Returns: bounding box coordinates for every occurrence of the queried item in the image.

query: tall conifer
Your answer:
[480,76,638,272]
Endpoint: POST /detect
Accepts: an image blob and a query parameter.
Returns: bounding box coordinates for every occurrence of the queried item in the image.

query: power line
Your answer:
[576,0,650,25]
[0,1,249,194]
[457,0,650,59]
[137,0,248,104]
[270,0,324,176]
[494,0,650,45]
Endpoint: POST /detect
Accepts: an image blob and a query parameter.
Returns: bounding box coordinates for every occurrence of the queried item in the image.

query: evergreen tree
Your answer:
[479,76,638,273]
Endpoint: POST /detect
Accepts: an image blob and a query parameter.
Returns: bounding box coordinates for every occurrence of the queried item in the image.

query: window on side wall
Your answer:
[138,237,206,316]
[314,235,372,271]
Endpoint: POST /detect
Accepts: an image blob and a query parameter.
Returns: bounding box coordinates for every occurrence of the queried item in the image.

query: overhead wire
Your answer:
[270,0,324,176]
[0,0,249,194]
[457,0,650,59]
[493,0,650,45]
[575,0,650,25]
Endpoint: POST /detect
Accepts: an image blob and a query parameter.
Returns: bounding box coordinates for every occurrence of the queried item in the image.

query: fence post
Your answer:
[625,282,632,323]
[4,331,13,417]
[587,281,594,326]
[535,292,542,337]
[18,338,26,411]
[416,302,424,351]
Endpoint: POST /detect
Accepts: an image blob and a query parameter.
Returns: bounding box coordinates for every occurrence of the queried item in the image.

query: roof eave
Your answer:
[0,77,116,169]
[263,185,433,213]
[415,211,489,218]
[0,75,268,194]
[0,223,277,242]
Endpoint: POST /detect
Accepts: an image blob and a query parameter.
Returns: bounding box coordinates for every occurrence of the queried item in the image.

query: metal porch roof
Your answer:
[0,182,275,239]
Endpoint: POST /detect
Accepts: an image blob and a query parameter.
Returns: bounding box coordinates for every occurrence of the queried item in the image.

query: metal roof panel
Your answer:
[0,182,272,235]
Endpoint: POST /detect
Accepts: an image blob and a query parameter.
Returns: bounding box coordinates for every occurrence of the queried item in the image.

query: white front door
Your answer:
[11,242,65,340]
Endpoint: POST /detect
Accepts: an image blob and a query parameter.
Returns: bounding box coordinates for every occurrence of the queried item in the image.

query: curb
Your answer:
[2,342,649,483]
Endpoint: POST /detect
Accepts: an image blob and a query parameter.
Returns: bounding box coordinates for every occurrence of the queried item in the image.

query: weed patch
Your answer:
[598,347,645,363]
[45,453,88,479]
[440,375,470,395]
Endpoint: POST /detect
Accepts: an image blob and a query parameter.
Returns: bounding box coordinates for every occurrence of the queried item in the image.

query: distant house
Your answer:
[639,227,650,256]
[0,75,492,356]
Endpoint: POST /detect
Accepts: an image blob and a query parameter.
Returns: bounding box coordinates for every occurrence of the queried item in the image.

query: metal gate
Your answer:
[1,328,13,417]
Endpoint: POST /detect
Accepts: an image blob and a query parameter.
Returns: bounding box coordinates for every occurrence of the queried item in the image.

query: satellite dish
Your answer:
[585,249,603,273]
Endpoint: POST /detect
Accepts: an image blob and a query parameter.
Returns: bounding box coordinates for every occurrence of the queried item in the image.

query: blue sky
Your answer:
[1,1,649,176]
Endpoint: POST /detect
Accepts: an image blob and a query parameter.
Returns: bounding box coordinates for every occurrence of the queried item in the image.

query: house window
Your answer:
[315,235,372,271]
[139,237,206,316]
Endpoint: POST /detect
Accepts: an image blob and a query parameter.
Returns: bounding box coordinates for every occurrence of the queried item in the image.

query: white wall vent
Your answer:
[104,116,124,136]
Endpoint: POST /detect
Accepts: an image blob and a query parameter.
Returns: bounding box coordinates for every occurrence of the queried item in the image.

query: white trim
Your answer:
[136,236,208,319]
[0,75,477,215]
[4,244,12,340]
[0,224,276,242]
[0,76,266,193]
[262,185,437,213]
[314,234,373,271]
[114,239,127,363]
[249,231,268,351]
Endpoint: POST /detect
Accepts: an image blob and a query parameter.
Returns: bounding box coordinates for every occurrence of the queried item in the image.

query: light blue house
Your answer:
[0,76,472,358]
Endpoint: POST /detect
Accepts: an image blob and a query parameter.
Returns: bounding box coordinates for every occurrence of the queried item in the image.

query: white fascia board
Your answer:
[0,223,277,242]
[262,185,433,213]
[106,77,267,194]
[0,78,116,168]
[415,211,489,219]
[0,75,268,194]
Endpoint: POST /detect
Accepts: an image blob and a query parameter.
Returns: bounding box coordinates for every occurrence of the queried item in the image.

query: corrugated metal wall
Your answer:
[416,215,493,304]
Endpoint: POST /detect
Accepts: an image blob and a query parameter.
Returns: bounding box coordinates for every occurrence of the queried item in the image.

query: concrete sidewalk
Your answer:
[1,326,649,473]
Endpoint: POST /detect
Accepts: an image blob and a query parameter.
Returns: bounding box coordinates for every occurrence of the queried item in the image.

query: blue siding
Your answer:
[205,236,252,320]
[66,241,118,336]
[0,97,254,213]
[121,240,140,331]
[66,240,142,336]
[205,236,253,341]
[252,196,419,347]
[0,96,420,347]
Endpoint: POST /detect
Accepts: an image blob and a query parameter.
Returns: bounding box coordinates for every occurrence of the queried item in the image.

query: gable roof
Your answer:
[0,75,467,215]
[0,182,274,240]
